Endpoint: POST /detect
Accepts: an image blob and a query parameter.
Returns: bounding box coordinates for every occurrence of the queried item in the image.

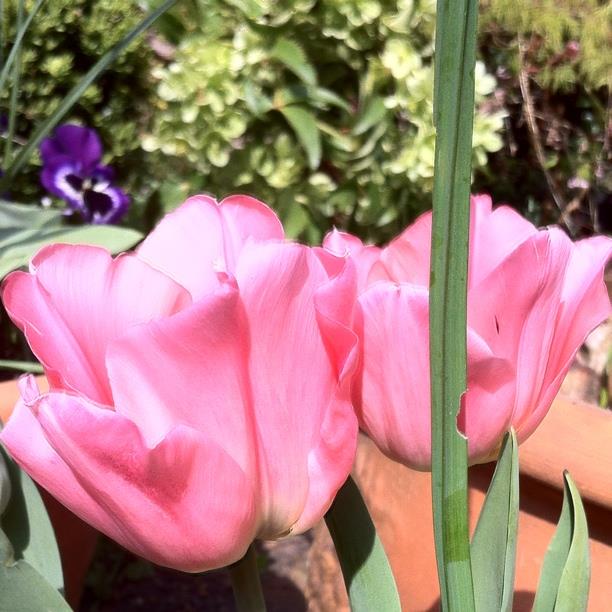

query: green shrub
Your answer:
[143,0,505,242]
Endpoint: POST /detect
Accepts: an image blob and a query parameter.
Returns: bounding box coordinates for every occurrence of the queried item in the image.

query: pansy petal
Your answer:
[1,245,191,404]
[107,275,257,477]
[30,392,258,572]
[40,124,102,170]
[40,159,84,205]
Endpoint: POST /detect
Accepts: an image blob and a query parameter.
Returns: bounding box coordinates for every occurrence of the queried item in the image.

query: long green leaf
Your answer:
[0,360,43,374]
[0,201,63,230]
[533,472,590,612]
[325,477,401,612]
[270,38,317,86]
[0,0,178,189]
[3,0,24,166]
[429,0,479,609]
[279,105,322,170]
[0,561,71,611]
[0,225,143,278]
[471,431,519,612]
[0,449,63,595]
[0,0,45,97]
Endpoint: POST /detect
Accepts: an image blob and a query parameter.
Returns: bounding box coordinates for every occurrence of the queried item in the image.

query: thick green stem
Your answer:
[228,545,266,612]
[430,0,479,609]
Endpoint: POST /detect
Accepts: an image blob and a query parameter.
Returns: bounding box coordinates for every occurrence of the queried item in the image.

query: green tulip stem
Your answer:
[228,544,267,612]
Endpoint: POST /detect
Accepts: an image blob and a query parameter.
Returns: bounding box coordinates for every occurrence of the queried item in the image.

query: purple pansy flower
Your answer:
[40,124,129,224]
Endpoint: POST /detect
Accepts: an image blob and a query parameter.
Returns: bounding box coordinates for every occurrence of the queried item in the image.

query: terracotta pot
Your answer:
[308,395,612,611]
[0,377,98,609]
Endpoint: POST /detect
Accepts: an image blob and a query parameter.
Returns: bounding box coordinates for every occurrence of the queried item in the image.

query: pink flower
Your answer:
[324,195,612,469]
[1,194,358,571]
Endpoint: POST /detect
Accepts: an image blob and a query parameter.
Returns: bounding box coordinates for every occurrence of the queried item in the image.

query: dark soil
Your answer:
[78,533,312,612]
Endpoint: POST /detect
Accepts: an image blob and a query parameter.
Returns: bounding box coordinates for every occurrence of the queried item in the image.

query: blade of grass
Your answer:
[0,0,45,97]
[0,360,43,374]
[430,0,479,610]
[0,0,178,190]
[0,0,4,68]
[3,0,25,167]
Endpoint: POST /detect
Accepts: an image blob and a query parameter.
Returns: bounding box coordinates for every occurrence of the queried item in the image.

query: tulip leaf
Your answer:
[279,105,322,170]
[533,472,590,612]
[471,431,519,612]
[429,0,479,608]
[0,560,71,611]
[270,38,317,86]
[0,201,63,230]
[0,448,64,595]
[0,0,179,189]
[325,477,401,612]
[0,225,143,278]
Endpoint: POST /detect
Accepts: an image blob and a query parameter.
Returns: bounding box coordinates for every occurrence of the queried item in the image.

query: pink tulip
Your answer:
[1,194,358,571]
[324,194,612,469]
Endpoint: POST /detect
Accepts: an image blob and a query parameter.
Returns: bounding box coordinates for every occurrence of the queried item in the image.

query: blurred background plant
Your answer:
[2,0,609,241]
[478,0,611,234]
[2,0,506,243]
[0,0,610,372]
[139,0,505,243]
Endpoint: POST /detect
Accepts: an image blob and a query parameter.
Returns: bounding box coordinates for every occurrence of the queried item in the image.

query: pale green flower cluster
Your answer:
[145,0,504,241]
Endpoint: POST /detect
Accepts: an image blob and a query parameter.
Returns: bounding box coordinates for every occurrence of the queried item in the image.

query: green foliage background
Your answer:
[1,0,608,241]
[141,0,504,242]
[2,0,505,243]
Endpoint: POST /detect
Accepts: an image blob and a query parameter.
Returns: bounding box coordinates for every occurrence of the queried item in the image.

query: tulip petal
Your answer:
[216,195,284,270]
[137,196,226,299]
[378,211,432,286]
[322,229,382,293]
[0,396,110,531]
[137,195,283,299]
[469,194,538,287]
[519,235,612,439]
[459,334,515,463]
[468,229,572,432]
[356,283,433,469]
[292,252,359,532]
[375,195,538,289]
[107,276,257,477]
[357,282,515,468]
[235,242,351,536]
[28,391,257,572]
[1,245,190,404]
